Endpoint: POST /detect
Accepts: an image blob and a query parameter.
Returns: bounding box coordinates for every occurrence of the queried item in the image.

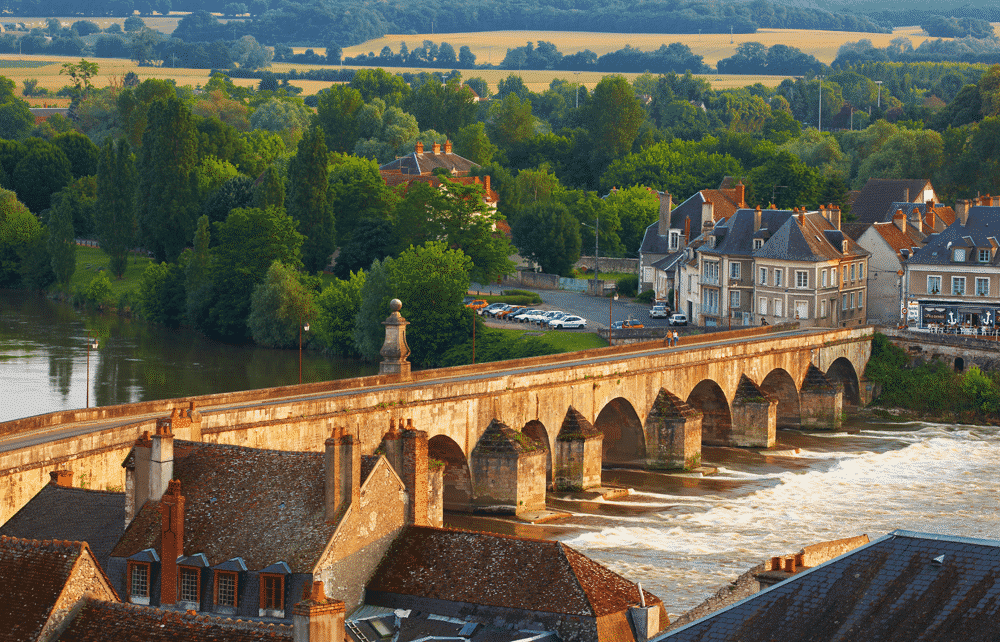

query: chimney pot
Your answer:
[415,142,423,154]
[658,192,673,237]
[444,140,452,154]
[49,470,73,487]
[432,142,441,154]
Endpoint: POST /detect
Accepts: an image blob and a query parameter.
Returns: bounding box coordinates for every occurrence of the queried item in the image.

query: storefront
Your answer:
[920,303,1000,328]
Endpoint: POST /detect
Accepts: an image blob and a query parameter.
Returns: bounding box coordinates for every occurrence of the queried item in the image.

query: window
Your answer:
[928,275,941,294]
[669,230,680,250]
[215,571,238,608]
[795,301,808,320]
[759,267,767,285]
[773,298,783,317]
[952,276,966,296]
[954,248,966,262]
[858,263,864,279]
[260,574,284,611]
[822,270,828,288]
[857,291,863,309]
[850,292,855,309]
[842,294,848,310]
[704,260,719,284]
[730,290,740,308]
[704,289,720,315]
[759,297,767,315]
[128,562,150,605]
[976,277,989,297]
[753,238,764,250]
[687,274,693,294]
[774,269,783,287]
[820,299,827,317]
[980,249,990,263]
[180,567,200,604]
[832,267,838,284]
[850,264,856,281]
[842,266,847,283]
[795,270,808,288]
[729,261,741,280]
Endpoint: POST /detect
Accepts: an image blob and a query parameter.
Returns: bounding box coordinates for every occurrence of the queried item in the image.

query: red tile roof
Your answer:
[55,599,292,641]
[870,221,922,260]
[366,526,660,618]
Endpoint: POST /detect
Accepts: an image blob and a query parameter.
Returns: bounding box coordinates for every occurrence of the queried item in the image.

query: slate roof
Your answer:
[0,484,125,570]
[639,187,744,256]
[380,149,479,176]
[366,526,661,618]
[908,206,1000,267]
[702,208,794,258]
[659,530,1000,642]
[55,599,293,641]
[850,179,934,228]
[349,610,558,642]
[0,536,108,642]
[111,441,381,573]
[753,212,868,263]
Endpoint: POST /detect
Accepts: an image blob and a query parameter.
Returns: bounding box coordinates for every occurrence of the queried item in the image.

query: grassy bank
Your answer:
[68,245,152,298]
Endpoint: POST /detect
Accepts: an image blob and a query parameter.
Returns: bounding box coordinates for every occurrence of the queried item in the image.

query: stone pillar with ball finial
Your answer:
[380,298,411,378]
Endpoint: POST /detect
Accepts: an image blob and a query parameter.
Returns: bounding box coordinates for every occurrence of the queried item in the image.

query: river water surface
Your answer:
[2,290,996,619]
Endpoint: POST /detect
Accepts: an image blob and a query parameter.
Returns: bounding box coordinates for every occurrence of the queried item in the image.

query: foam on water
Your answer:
[558,423,1000,618]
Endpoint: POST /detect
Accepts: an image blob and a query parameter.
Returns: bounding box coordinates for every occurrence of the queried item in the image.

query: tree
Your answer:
[487,93,534,154]
[124,15,146,32]
[253,164,285,209]
[602,186,660,256]
[58,59,99,97]
[511,201,581,276]
[231,35,272,70]
[206,206,304,339]
[137,97,198,261]
[0,77,35,140]
[13,140,72,213]
[332,217,395,279]
[128,27,162,66]
[315,85,364,154]
[139,261,186,326]
[600,138,744,197]
[250,97,312,135]
[328,153,396,243]
[459,46,476,68]
[201,174,254,225]
[47,197,75,286]
[96,138,138,278]
[746,150,823,208]
[315,269,365,356]
[248,261,319,348]
[585,75,645,169]
[0,189,42,287]
[51,131,99,178]
[454,122,498,165]
[287,126,335,273]
[49,176,97,238]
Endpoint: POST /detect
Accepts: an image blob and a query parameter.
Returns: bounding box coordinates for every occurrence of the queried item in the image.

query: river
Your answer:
[3,290,996,620]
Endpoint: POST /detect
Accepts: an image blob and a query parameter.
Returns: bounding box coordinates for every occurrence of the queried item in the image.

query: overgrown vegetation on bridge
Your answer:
[865,333,1000,423]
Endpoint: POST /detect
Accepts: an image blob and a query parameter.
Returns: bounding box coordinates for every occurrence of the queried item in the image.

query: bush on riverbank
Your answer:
[865,332,1000,422]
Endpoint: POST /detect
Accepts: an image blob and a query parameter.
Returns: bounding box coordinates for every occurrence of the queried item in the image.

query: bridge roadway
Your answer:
[0,323,873,523]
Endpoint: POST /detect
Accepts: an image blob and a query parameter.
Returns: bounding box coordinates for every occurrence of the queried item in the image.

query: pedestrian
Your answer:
[673,330,679,346]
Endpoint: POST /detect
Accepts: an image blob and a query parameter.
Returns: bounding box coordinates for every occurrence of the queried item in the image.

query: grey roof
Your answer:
[660,530,1000,642]
[0,484,125,571]
[379,150,478,176]
[909,206,1000,266]
[851,178,933,228]
[751,212,867,263]
[702,209,794,257]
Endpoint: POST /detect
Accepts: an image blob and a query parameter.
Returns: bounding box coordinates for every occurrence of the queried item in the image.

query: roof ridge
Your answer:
[176,439,323,459]
[0,534,86,556]
[406,524,561,547]
[84,598,295,632]
[555,543,596,617]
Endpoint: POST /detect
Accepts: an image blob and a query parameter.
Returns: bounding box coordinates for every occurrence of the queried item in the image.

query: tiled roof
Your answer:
[366,526,660,617]
[704,208,794,257]
[850,179,933,228]
[909,206,1000,267]
[753,212,867,262]
[54,599,293,641]
[111,441,339,573]
[0,536,89,642]
[0,484,125,570]
[660,530,1000,642]
[379,150,479,176]
[869,221,922,260]
[640,187,743,256]
[380,173,498,203]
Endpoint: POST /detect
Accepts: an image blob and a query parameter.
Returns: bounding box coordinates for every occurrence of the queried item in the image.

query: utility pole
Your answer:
[875,80,882,109]
[817,75,823,133]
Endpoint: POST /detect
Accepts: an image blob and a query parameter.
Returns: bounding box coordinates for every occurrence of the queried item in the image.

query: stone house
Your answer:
[905,200,1000,330]
[856,210,927,325]
[365,525,668,642]
[106,417,441,621]
[379,141,498,207]
[843,178,947,240]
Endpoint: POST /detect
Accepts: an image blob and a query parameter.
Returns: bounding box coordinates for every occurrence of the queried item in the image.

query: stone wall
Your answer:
[576,256,640,275]
[427,466,444,527]
[880,327,1000,371]
[41,547,119,641]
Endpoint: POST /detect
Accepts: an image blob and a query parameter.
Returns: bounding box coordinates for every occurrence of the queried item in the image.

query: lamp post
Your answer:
[608,289,618,344]
[472,313,476,364]
[299,321,310,385]
[875,80,882,109]
[581,216,600,283]
[574,72,582,108]
[85,331,99,409]
[817,75,824,133]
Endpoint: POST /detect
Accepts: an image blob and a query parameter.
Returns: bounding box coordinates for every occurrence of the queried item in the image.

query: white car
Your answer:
[520,310,550,324]
[549,315,587,329]
[537,311,566,325]
[668,313,688,326]
[649,304,669,319]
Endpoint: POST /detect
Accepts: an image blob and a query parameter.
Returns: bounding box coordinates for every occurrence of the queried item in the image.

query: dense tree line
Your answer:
[833,36,1000,68]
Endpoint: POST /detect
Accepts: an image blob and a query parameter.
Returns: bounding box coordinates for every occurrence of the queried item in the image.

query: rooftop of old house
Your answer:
[752,210,867,263]
[0,482,125,570]
[53,599,293,641]
[366,525,660,618]
[846,178,934,232]
[658,530,1000,642]
[348,608,558,642]
[112,440,382,572]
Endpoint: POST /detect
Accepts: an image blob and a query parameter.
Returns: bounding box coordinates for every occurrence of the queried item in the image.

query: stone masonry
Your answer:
[554,406,603,491]
[799,364,843,429]
[645,388,703,469]
[470,419,547,514]
[730,375,777,448]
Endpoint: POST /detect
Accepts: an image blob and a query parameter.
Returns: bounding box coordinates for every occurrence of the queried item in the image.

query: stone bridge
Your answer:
[0,325,873,523]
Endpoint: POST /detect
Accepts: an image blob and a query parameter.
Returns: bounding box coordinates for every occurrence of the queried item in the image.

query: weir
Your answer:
[0,323,873,524]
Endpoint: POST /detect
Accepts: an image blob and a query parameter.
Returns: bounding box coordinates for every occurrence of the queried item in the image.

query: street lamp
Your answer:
[608,289,619,344]
[299,321,310,385]
[85,331,99,409]
[574,71,582,108]
[875,80,882,109]
[580,216,600,283]
[817,75,824,133]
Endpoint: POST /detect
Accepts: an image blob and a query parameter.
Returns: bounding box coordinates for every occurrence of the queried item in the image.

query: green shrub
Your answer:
[616,274,638,297]
[635,289,655,304]
[82,272,114,310]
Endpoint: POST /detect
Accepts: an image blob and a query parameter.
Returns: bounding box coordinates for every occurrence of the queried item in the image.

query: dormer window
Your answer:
[954,248,966,262]
[177,553,209,609]
[259,561,291,618]
[753,238,763,250]
[127,548,159,606]
[669,230,680,250]
[213,557,247,615]
[841,240,848,253]
[980,249,990,263]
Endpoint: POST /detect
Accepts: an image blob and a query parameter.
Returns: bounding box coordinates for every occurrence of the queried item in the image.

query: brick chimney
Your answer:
[701,199,714,232]
[922,208,935,235]
[683,216,691,244]
[658,192,673,236]
[956,199,971,226]
[754,205,762,233]
[484,175,491,197]
[735,181,745,207]
[981,194,991,206]
[159,479,184,606]
[415,142,423,154]
[829,204,841,231]
[444,140,452,153]
[893,209,906,233]
[325,428,359,523]
[293,581,345,642]
[149,418,174,502]
[432,142,440,154]
[380,418,404,476]
[49,470,73,487]
[401,419,429,526]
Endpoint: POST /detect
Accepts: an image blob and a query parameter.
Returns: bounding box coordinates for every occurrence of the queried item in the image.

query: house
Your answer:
[638,182,746,299]
[905,199,1000,330]
[106,416,440,621]
[365,525,668,642]
[843,178,946,240]
[856,209,927,325]
[379,141,498,207]
[656,530,1000,641]
[0,470,125,571]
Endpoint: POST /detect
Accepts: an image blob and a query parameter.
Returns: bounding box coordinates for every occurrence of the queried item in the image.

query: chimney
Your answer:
[415,142,423,154]
[325,428,359,522]
[432,142,440,154]
[982,194,991,206]
[127,431,153,526]
[754,205,761,233]
[658,192,672,236]
[905,188,910,203]
[628,583,662,642]
[830,204,841,231]
[444,140,452,154]
[957,199,970,226]
[293,581,345,642]
[484,175,491,197]
[893,209,906,233]
[159,479,184,606]
[49,470,73,487]
[683,216,691,244]
[798,211,805,225]
[380,418,404,476]
[401,419,429,526]
[922,208,935,235]
[735,181,745,207]
[149,418,174,502]
[701,199,714,232]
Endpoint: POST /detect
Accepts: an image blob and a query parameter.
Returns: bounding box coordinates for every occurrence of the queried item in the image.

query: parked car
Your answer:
[497,305,525,319]
[480,303,506,316]
[649,304,669,319]
[520,310,550,324]
[537,311,566,325]
[668,313,688,326]
[549,315,587,329]
[507,308,537,321]
[487,304,514,318]
[610,317,644,330]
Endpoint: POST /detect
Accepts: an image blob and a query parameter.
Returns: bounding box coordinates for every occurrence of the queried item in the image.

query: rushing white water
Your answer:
[555,423,1000,618]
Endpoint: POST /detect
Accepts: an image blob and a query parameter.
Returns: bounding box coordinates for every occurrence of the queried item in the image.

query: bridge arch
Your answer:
[826,357,860,408]
[522,420,552,484]
[761,368,800,429]
[687,380,732,445]
[428,435,472,512]
[594,397,646,464]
